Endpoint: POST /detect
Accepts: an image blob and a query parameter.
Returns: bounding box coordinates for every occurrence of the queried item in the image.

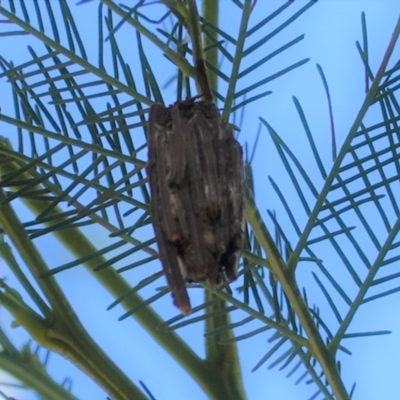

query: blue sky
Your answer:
[1,1,400,399]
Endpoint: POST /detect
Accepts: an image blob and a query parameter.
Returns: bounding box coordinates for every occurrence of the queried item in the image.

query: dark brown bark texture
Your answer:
[147,100,244,314]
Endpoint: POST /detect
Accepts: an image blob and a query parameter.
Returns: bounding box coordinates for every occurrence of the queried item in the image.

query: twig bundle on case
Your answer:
[147,100,244,314]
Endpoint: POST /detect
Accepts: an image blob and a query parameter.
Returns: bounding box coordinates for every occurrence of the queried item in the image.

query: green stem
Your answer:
[206,286,310,349]
[0,238,52,319]
[202,0,219,94]
[245,188,350,400]
[187,0,213,101]
[0,189,147,400]
[222,0,253,120]
[201,1,245,399]
[0,351,78,400]
[159,0,189,26]
[204,292,246,400]
[0,143,240,400]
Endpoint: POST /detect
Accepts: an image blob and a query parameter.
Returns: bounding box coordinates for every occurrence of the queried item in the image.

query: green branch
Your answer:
[0,188,147,400]
[186,0,213,101]
[245,188,350,400]
[0,344,78,400]
[197,1,245,398]
[202,0,219,93]
[222,0,253,120]
[0,140,244,400]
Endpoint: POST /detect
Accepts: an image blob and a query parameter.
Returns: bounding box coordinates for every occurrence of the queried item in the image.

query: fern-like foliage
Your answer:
[0,1,399,399]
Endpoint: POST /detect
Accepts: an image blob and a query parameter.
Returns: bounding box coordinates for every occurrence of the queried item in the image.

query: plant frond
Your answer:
[0,1,354,397]
[261,16,400,375]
